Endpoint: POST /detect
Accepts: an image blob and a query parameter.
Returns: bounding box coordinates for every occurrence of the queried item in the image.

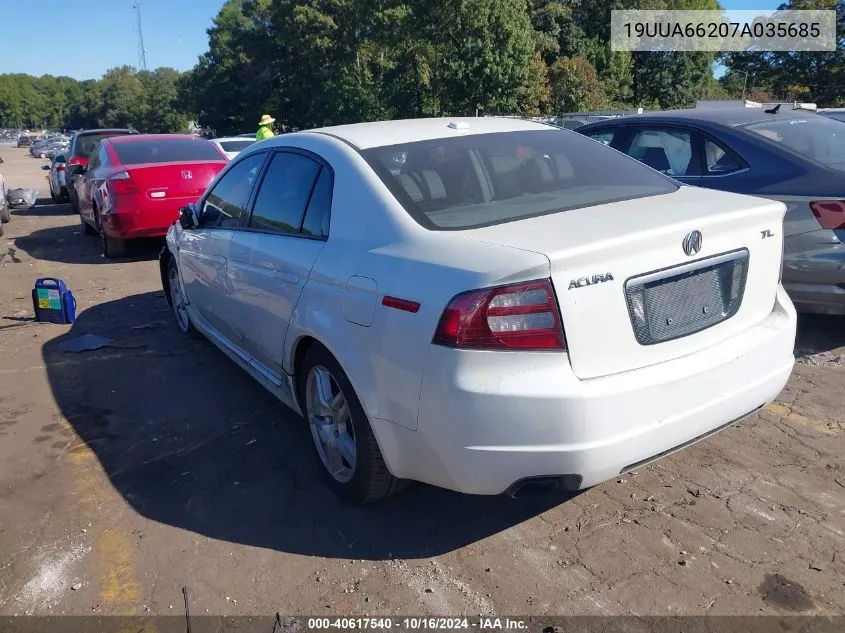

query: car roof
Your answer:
[74,128,134,136]
[581,107,817,128]
[212,136,255,143]
[297,116,554,149]
[105,134,205,145]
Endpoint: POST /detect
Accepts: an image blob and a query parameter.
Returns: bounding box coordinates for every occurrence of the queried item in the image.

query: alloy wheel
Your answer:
[306,366,356,483]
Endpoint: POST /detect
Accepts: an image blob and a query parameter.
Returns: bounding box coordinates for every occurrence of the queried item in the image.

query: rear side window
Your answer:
[300,168,332,238]
[74,132,132,158]
[703,137,745,174]
[113,138,224,165]
[361,129,677,230]
[219,140,255,153]
[201,153,265,228]
[584,129,617,146]
[745,116,845,172]
[249,153,321,235]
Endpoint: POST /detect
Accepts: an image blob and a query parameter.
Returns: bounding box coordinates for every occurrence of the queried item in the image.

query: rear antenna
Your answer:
[764,103,781,114]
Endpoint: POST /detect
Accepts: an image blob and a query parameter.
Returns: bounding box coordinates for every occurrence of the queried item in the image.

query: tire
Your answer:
[298,345,405,504]
[69,187,79,213]
[50,187,59,203]
[166,256,198,337]
[101,230,127,259]
[0,204,9,224]
[81,212,97,235]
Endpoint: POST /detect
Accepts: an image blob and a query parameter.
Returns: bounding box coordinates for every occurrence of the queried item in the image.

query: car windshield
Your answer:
[112,138,225,165]
[75,132,132,158]
[219,140,254,152]
[745,116,845,171]
[361,129,678,230]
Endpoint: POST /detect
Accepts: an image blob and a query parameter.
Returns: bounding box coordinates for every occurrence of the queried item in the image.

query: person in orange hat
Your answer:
[256,114,276,141]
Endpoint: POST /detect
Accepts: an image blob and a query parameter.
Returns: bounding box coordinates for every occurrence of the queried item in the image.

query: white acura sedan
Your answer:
[160,117,797,504]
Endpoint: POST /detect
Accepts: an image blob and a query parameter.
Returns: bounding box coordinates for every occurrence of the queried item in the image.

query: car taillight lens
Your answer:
[433,279,566,351]
[68,157,83,167]
[810,200,845,230]
[56,165,66,173]
[108,171,137,195]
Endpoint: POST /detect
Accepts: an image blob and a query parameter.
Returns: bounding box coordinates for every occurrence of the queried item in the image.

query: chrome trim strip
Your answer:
[626,249,749,289]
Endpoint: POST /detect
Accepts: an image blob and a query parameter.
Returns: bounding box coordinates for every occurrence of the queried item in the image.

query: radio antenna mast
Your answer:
[133,1,148,71]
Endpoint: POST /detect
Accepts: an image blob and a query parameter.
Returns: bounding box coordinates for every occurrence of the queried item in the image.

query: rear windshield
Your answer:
[360,129,678,230]
[113,138,225,165]
[821,111,845,123]
[745,116,845,171]
[74,132,132,158]
[219,140,254,152]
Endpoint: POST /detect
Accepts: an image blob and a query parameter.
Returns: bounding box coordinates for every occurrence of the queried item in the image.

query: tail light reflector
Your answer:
[56,165,66,173]
[810,200,845,230]
[108,171,138,195]
[433,279,566,351]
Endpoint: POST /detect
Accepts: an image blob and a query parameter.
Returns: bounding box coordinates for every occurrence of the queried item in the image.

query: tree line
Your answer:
[0,0,842,136]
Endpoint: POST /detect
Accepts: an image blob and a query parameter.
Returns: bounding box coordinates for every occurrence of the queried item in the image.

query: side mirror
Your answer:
[41,164,51,171]
[179,203,198,229]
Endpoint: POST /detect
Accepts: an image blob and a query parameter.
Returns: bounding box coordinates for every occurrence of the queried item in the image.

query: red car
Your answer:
[78,134,228,258]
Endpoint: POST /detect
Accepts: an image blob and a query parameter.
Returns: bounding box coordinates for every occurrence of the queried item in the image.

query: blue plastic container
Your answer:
[32,278,77,324]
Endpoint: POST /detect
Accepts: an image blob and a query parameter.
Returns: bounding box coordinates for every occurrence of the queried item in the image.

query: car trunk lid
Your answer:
[459,186,787,379]
[123,161,225,201]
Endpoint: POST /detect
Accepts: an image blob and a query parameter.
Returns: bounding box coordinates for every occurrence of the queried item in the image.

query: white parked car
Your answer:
[209,136,257,160]
[161,117,797,503]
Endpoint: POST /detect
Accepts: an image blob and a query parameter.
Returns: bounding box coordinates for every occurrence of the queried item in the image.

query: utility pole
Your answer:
[741,70,750,101]
[134,1,148,71]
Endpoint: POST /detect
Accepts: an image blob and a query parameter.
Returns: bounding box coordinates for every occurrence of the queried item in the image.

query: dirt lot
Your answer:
[0,146,843,619]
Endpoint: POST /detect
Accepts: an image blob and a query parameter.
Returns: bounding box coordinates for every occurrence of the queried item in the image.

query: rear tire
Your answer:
[81,212,97,235]
[0,204,9,224]
[101,231,127,259]
[166,256,198,337]
[297,345,405,504]
[70,187,79,213]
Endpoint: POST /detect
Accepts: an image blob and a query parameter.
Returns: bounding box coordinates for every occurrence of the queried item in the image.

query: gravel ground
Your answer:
[0,146,843,620]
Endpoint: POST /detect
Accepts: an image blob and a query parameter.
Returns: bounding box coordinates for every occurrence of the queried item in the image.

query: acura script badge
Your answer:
[682,230,703,257]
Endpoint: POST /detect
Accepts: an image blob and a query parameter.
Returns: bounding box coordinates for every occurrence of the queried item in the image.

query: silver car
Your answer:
[41,152,69,203]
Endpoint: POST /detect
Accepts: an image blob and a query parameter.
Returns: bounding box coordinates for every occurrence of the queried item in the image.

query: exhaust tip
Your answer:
[505,475,583,499]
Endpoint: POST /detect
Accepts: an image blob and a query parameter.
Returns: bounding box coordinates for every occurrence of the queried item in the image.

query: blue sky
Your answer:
[0,0,786,81]
[0,0,224,80]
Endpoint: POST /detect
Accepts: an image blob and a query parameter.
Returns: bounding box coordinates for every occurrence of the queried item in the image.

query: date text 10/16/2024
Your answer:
[307,618,528,631]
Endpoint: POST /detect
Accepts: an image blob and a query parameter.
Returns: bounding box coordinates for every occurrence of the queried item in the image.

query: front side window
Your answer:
[628,128,695,176]
[745,116,845,172]
[200,153,265,228]
[249,153,321,235]
[361,129,677,230]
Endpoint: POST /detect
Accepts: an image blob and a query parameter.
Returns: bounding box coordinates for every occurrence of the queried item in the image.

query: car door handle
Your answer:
[275,270,299,284]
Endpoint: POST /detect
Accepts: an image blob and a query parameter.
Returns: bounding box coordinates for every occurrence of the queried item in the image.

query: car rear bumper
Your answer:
[102,202,182,239]
[370,287,797,495]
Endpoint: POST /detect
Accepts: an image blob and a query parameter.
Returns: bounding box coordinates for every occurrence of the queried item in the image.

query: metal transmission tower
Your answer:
[133,0,148,71]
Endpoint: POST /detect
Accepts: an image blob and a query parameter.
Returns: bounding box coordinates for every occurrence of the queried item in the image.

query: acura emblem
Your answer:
[682,230,703,257]
[181,170,193,180]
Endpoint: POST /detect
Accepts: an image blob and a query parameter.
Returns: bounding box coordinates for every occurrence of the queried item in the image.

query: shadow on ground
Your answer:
[794,312,845,357]
[10,198,72,217]
[43,292,569,560]
[15,223,163,264]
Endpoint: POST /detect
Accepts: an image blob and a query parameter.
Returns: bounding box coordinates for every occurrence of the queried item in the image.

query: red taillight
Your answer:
[433,279,566,351]
[108,171,138,195]
[68,157,84,167]
[810,200,845,230]
[56,165,66,173]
